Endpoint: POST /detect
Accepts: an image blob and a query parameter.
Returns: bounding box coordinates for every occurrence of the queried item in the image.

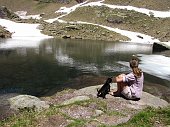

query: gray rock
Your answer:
[8,95,49,111]
[95,109,104,116]
[75,83,169,109]
[74,83,117,97]
[36,24,44,30]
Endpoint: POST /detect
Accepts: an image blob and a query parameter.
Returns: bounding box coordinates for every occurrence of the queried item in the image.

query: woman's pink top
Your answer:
[123,72,144,98]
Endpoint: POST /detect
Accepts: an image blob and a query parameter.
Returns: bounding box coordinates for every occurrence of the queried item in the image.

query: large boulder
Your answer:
[8,95,50,111]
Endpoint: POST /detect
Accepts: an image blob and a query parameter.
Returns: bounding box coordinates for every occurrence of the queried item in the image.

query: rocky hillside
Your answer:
[0,0,170,42]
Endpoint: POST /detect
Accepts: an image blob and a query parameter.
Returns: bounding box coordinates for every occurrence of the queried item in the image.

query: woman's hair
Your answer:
[129,57,142,78]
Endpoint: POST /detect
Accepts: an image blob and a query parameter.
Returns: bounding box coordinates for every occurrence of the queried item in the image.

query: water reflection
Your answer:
[105,42,153,54]
[0,38,163,96]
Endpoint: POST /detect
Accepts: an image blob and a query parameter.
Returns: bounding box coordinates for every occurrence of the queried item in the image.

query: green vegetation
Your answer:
[1,96,170,127]
[116,106,170,127]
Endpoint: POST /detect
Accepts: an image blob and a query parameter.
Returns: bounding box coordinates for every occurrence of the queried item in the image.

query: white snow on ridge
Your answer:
[45,0,89,23]
[54,0,170,18]
[15,11,42,20]
[81,0,170,18]
[0,19,52,48]
[56,0,89,14]
[0,19,51,38]
[0,0,169,47]
[45,0,170,43]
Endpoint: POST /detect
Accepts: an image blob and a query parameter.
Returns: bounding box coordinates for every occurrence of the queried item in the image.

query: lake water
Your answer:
[0,38,170,101]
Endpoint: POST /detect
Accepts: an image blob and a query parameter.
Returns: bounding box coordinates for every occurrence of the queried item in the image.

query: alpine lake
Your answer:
[0,38,169,102]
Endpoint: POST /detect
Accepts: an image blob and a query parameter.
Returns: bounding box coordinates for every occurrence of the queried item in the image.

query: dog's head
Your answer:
[106,77,112,84]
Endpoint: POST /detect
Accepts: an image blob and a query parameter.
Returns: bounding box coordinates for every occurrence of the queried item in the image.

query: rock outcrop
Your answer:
[0,25,12,38]
[74,83,169,109]
[41,83,169,126]
[8,95,50,111]
[0,6,19,19]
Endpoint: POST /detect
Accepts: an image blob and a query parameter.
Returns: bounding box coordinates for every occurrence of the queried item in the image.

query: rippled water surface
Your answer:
[0,38,169,99]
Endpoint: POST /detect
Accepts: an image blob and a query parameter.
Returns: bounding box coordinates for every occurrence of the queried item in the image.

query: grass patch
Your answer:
[67,119,86,127]
[0,101,170,127]
[116,106,170,127]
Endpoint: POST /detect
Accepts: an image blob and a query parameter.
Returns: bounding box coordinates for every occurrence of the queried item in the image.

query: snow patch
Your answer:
[15,11,42,19]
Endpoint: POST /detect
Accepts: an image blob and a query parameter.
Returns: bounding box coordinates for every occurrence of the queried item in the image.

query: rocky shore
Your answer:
[0,83,169,126]
[0,25,11,38]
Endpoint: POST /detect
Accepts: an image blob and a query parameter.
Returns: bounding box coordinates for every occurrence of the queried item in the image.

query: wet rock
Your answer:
[62,35,71,39]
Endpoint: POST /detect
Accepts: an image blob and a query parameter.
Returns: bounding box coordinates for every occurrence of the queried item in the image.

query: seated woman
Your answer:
[110,57,144,100]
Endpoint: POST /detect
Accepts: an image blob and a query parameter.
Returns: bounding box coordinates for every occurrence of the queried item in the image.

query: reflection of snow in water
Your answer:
[55,49,99,73]
[105,43,153,54]
[55,47,132,74]
[139,54,170,81]
[118,55,170,81]
[45,46,53,54]
[0,38,46,49]
[56,49,74,65]
[77,64,99,73]
[102,65,130,72]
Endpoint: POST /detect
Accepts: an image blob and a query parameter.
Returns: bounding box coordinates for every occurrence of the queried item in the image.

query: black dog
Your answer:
[97,77,112,99]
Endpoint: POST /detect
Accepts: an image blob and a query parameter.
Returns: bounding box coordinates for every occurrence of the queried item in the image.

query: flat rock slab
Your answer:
[74,83,169,109]
[61,105,97,119]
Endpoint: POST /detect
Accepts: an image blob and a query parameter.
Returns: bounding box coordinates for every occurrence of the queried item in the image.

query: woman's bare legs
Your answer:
[110,82,128,96]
